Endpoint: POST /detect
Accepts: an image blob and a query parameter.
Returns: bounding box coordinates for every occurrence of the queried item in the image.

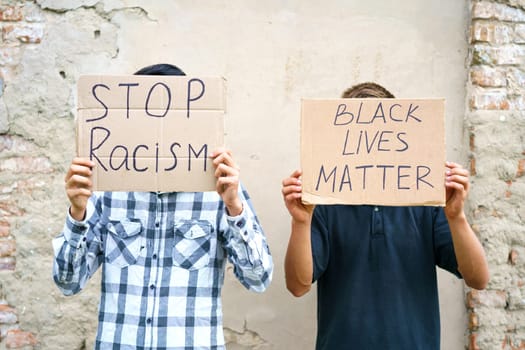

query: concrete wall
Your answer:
[0,1,474,349]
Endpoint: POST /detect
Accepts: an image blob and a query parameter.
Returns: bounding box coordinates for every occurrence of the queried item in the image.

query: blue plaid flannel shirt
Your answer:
[52,187,273,349]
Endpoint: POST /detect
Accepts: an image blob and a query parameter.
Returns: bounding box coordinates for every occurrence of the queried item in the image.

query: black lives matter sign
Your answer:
[301,98,445,206]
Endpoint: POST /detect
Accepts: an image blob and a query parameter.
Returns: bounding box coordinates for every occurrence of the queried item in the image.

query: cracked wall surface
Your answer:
[0,1,480,349]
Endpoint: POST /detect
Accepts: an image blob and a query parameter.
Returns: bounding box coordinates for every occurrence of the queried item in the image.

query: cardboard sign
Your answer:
[77,75,226,192]
[301,98,445,206]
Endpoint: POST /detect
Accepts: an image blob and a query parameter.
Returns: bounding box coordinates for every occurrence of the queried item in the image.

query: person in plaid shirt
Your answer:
[52,64,273,350]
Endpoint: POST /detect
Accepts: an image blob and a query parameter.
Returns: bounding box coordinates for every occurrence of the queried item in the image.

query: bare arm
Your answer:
[445,162,489,290]
[282,170,315,297]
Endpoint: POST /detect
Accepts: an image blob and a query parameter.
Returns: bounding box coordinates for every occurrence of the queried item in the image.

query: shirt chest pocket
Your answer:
[105,218,145,268]
[173,220,212,270]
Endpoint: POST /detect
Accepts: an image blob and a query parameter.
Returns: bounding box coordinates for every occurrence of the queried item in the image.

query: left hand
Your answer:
[444,161,470,220]
[211,147,243,216]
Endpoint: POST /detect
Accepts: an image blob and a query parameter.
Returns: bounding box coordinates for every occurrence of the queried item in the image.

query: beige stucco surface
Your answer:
[1,1,470,349]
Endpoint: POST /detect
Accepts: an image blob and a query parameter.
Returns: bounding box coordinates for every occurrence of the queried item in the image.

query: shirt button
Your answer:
[146,318,152,324]
[374,207,379,212]
[155,222,160,227]
[152,254,157,259]
[150,284,155,290]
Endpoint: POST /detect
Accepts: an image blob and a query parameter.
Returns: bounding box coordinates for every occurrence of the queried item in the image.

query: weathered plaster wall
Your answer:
[0,1,475,349]
[466,1,525,349]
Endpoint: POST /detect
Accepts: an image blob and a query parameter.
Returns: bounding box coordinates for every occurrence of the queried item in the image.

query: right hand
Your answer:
[281,170,315,224]
[65,157,94,221]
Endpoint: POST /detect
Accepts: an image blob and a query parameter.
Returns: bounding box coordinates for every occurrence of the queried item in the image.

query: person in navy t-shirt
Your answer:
[281,82,489,350]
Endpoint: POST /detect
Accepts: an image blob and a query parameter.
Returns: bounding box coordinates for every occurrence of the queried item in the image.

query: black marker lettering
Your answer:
[145,82,171,118]
[315,165,337,192]
[118,83,139,119]
[86,84,110,122]
[132,145,148,172]
[187,78,205,118]
[89,126,110,171]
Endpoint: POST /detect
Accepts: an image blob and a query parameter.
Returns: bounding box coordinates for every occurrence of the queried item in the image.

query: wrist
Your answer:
[292,217,311,230]
[69,206,86,221]
[446,211,467,225]
[226,198,243,217]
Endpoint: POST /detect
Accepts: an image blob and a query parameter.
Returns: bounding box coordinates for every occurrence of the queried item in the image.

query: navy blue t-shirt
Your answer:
[311,205,461,350]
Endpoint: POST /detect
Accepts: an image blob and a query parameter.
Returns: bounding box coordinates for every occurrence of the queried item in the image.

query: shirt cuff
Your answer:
[63,211,89,248]
[226,204,255,242]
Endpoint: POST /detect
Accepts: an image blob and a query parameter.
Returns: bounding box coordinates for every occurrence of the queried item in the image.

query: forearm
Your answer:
[448,214,489,290]
[284,219,313,297]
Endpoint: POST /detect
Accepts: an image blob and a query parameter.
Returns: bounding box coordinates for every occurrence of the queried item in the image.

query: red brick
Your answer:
[470,21,512,44]
[0,324,19,341]
[0,6,23,21]
[469,333,480,350]
[0,256,15,270]
[5,329,37,348]
[515,24,525,43]
[0,202,25,216]
[0,238,15,257]
[468,311,479,330]
[2,24,44,44]
[472,2,525,22]
[472,45,525,66]
[470,90,510,110]
[0,157,53,173]
[469,157,477,176]
[466,289,507,309]
[0,135,37,153]
[470,66,506,87]
[0,304,17,324]
[517,159,525,177]
[509,249,519,265]
[0,219,9,237]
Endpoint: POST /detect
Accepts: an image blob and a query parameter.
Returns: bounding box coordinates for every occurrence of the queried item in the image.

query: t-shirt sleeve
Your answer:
[311,206,331,282]
[433,207,462,279]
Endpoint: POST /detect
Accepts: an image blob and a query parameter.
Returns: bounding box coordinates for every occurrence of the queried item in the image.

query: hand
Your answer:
[65,157,94,221]
[282,170,315,224]
[444,161,469,220]
[211,147,243,216]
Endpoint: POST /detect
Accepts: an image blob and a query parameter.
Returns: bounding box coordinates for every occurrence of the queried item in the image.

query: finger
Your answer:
[65,163,94,182]
[66,174,93,190]
[445,181,465,192]
[446,165,468,176]
[214,163,239,179]
[284,192,302,202]
[66,187,92,198]
[282,184,302,196]
[282,176,301,187]
[290,169,302,179]
[445,173,469,187]
[211,148,237,167]
[215,176,239,193]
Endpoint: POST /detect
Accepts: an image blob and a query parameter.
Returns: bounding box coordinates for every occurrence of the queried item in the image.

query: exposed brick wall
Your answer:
[467,1,525,349]
[0,2,44,349]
